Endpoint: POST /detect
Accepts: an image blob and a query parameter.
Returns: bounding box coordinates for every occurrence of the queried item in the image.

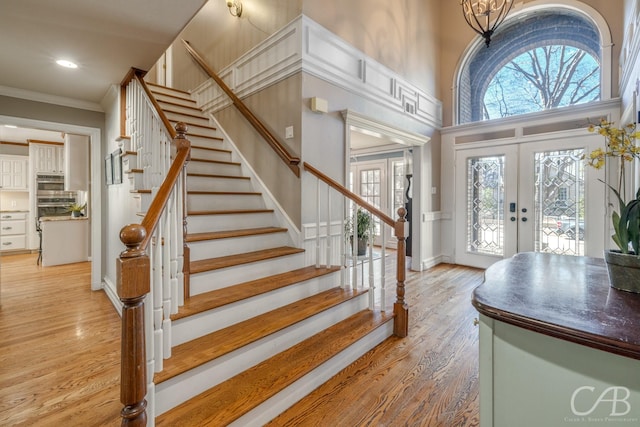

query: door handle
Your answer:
[522,217,528,222]
[510,217,516,222]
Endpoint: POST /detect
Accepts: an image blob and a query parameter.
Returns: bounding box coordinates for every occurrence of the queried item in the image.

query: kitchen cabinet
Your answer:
[0,211,28,251]
[30,143,64,174]
[0,155,28,190]
[40,216,89,266]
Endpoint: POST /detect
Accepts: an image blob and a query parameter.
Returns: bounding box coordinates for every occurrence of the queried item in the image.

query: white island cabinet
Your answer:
[40,216,89,266]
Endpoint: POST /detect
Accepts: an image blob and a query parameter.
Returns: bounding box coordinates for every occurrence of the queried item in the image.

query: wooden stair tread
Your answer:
[188,209,274,216]
[190,246,304,273]
[163,108,209,121]
[155,99,201,111]
[187,190,261,196]
[147,82,190,95]
[184,131,223,140]
[190,145,231,154]
[173,265,341,320]
[169,121,216,131]
[156,287,365,384]
[187,172,249,180]
[190,157,239,166]
[186,226,287,242]
[156,309,393,426]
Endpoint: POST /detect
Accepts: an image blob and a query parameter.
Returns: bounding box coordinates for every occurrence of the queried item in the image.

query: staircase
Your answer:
[132,83,395,426]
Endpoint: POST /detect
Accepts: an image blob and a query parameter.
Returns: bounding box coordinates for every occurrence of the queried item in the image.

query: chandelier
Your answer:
[461,0,514,47]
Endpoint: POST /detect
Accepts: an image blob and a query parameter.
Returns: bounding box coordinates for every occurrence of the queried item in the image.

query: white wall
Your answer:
[101,86,146,307]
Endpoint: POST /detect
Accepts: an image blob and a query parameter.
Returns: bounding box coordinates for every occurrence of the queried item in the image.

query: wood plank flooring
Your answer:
[0,253,483,426]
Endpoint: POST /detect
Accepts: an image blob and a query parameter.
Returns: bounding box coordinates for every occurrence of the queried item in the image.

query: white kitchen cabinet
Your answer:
[30,143,65,174]
[0,155,29,190]
[0,211,28,251]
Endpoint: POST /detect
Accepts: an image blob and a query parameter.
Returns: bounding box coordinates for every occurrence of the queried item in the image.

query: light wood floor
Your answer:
[0,253,483,426]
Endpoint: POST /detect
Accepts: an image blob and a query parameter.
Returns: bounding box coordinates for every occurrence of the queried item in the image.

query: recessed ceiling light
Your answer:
[4,125,17,128]
[56,59,78,69]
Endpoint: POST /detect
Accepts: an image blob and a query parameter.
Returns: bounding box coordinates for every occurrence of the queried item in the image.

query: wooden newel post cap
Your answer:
[175,122,188,138]
[120,224,146,258]
[397,207,407,221]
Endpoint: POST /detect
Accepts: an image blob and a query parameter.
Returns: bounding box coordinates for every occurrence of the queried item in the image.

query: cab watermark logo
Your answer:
[570,386,631,417]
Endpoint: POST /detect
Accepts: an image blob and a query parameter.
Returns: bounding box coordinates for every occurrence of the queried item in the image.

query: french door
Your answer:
[454,135,605,269]
[350,160,388,247]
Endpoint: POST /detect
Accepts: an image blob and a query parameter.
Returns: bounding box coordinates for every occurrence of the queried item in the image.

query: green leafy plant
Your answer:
[585,119,640,254]
[67,202,86,214]
[345,207,372,240]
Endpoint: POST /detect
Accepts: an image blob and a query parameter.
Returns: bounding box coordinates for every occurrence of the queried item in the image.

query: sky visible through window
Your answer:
[483,45,600,120]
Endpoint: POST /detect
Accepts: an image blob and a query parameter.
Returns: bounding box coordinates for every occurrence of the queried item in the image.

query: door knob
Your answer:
[522,217,528,222]
[510,217,516,222]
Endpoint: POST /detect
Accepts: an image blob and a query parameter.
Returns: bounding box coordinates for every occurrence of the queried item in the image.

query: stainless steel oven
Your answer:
[36,174,65,192]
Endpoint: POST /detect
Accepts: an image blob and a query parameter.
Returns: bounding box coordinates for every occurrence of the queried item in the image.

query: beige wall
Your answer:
[303,0,441,96]
[215,74,303,227]
[438,0,624,127]
[171,0,302,92]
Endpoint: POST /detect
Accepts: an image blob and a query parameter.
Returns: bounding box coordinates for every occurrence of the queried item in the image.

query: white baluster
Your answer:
[326,185,331,269]
[381,227,387,311]
[368,213,374,310]
[315,179,320,268]
[351,203,357,289]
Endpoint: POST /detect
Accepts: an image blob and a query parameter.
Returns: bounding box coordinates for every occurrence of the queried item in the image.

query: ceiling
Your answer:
[0,0,208,111]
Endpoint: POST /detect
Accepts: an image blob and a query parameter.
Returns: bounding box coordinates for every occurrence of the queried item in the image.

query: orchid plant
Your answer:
[585,119,640,254]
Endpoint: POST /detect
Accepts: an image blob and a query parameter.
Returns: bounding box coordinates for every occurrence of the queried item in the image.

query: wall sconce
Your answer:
[461,0,514,47]
[226,0,242,17]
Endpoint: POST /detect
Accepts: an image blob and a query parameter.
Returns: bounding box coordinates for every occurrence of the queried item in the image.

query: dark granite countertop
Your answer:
[472,252,640,360]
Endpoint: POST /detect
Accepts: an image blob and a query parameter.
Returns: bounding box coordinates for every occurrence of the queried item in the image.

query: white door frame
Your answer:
[0,115,102,290]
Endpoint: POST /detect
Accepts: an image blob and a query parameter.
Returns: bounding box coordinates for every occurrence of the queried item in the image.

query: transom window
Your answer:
[458,10,602,124]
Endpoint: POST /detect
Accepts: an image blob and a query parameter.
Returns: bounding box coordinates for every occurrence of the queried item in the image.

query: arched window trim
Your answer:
[452,0,613,126]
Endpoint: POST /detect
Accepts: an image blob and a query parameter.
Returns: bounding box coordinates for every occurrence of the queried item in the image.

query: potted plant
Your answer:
[585,119,640,292]
[67,202,86,218]
[345,207,373,256]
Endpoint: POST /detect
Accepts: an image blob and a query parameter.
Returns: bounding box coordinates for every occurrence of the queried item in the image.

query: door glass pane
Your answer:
[360,168,381,237]
[392,161,406,220]
[466,156,505,255]
[534,149,585,256]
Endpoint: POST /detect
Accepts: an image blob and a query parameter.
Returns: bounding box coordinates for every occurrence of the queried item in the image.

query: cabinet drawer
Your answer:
[0,212,27,220]
[1,235,26,250]
[0,220,26,235]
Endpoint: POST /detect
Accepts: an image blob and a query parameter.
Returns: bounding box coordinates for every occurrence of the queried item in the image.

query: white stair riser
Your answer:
[156,102,201,116]
[189,253,306,295]
[190,232,290,261]
[154,93,197,108]
[188,135,225,149]
[187,176,252,192]
[187,161,242,176]
[164,112,210,126]
[172,273,340,346]
[190,148,232,163]
[187,193,264,211]
[187,212,276,233]
[149,86,191,98]
[127,172,144,191]
[155,293,369,416]
[231,321,394,427]
[175,123,219,138]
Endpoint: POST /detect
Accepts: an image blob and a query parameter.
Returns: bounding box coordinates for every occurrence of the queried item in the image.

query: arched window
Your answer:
[458,9,603,124]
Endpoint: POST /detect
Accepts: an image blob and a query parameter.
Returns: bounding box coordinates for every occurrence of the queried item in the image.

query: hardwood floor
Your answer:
[0,253,483,426]
[0,254,121,426]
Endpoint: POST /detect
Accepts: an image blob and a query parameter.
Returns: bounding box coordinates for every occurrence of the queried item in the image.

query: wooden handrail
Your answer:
[303,162,395,227]
[304,161,408,338]
[181,39,301,177]
[117,123,191,426]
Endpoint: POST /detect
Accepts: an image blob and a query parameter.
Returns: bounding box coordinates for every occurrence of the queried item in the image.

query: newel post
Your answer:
[117,224,150,426]
[394,207,409,337]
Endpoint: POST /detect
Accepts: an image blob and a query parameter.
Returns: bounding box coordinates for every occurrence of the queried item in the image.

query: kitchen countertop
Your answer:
[40,216,89,222]
[472,252,640,360]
